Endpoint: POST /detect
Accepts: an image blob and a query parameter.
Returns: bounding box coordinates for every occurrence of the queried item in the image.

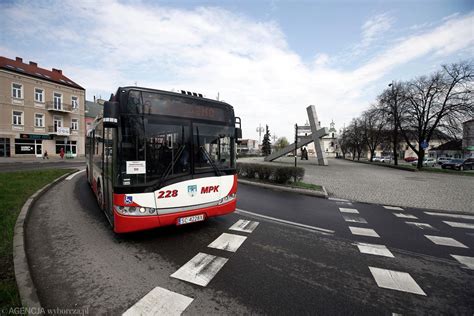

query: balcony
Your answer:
[46,101,79,113]
[48,126,70,136]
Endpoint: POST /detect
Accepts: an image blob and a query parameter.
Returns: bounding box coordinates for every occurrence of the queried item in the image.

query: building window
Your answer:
[53,116,63,132]
[53,93,62,110]
[71,96,78,109]
[35,113,45,127]
[56,140,77,154]
[12,83,23,99]
[12,111,23,125]
[35,88,45,102]
[71,118,79,130]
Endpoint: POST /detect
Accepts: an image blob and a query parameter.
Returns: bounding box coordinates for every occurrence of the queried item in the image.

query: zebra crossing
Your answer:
[338,202,474,303]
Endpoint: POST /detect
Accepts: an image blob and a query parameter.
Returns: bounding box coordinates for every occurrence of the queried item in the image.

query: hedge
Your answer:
[237,163,305,184]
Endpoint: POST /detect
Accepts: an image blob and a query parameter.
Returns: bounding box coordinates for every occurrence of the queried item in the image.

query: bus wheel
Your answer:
[97,181,104,211]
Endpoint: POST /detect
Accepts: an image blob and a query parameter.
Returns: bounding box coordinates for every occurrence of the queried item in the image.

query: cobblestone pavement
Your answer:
[238,157,474,213]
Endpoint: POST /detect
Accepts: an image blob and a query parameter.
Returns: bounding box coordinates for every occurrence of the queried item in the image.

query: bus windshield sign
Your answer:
[127,91,229,122]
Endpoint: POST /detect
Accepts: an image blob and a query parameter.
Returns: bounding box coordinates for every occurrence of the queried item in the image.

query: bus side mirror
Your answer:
[235,117,242,140]
[235,128,242,140]
[103,101,119,128]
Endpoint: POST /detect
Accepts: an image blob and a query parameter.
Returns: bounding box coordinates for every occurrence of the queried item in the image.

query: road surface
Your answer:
[25,173,474,314]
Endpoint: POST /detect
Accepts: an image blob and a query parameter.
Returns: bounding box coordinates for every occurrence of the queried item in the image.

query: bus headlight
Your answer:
[218,193,237,205]
[114,206,157,216]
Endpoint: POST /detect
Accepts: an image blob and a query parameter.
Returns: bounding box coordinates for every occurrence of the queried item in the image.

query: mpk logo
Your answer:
[201,185,219,194]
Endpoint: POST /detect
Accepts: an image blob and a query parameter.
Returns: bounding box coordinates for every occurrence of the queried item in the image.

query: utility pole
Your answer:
[389,81,399,166]
[256,124,264,144]
[294,123,298,172]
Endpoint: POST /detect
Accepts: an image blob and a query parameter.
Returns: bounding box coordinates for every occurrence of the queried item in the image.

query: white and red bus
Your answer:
[86,87,241,233]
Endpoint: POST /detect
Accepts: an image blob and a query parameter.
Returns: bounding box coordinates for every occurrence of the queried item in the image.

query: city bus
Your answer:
[85,87,241,233]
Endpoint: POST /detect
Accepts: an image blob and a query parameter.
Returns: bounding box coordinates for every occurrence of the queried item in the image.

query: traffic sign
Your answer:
[421,140,429,150]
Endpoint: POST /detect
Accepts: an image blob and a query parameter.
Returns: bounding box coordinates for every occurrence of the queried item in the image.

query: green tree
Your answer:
[262,125,272,156]
[275,137,289,150]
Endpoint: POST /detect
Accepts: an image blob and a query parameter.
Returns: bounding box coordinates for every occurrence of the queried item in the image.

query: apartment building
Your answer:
[0,56,85,157]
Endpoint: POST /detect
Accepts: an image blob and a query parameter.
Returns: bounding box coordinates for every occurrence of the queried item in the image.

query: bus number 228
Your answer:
[158,190,178,199]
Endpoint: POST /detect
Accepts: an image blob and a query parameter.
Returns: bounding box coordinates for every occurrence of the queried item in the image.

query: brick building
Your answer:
[0,56,85,157]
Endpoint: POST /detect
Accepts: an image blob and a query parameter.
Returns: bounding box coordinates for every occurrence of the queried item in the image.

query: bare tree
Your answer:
[379,81,404,165]
[399,61,473,169]
[361,105,387,161]
[338,127,350,159]
[346,118,365,160]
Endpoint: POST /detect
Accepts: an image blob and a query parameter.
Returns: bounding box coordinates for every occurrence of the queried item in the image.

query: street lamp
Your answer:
[388,81,399,165]
[256,124,264,144]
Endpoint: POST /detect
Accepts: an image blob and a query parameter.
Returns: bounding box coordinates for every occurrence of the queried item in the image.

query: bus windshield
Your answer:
[118,115,235,187]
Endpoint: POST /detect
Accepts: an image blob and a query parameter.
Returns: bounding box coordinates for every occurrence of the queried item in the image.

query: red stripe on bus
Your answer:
[113,199,236,233]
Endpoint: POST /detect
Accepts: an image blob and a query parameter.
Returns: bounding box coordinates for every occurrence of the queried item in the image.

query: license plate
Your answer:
[177,214,205,225]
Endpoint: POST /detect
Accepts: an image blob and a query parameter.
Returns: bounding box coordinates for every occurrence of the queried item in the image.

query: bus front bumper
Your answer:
[113,199,236,233]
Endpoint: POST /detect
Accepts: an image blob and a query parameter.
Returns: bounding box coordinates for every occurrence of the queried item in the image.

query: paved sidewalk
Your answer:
[238,157,474,213]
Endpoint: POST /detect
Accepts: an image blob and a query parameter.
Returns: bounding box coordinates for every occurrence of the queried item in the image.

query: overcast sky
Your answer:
[0,0,473,141]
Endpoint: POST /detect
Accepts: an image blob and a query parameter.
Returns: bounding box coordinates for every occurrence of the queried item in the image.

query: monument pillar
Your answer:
[307,105,328,166]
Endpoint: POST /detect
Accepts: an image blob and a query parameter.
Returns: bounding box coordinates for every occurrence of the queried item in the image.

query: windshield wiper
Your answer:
[150,145,186,192]
[199,146,222,176]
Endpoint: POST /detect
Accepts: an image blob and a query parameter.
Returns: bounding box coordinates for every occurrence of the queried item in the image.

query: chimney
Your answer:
[15,57,23,63]
[29,61,37,67]
[52,68,62,75]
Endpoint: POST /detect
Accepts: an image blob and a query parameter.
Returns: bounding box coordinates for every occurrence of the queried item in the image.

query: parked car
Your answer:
[436,157,450,165]
[372,156,382,162]
[404,157,417,162]
[411,158,437,167]
[380,156,392,163]
[441,158,474,171]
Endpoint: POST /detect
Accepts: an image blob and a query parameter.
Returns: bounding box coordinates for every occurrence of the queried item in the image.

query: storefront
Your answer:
[0,138,11,157]
[55,139,78,156]
[14,134,52,157]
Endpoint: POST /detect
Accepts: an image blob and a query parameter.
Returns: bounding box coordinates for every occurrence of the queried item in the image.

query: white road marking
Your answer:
[451,255,474,270]
[170,253,228,287]
[122,286,193,316]
[355,242,394,258]
[235,209,334,235]
[342,215,368,224]
[369,267,426,296]
[329,197,350,202]
[424,235,468,248]
[442,221,474,229]
[405,222,436,230]
[339,207,359,214]
[393,213,418,219]
[65,169,85,180]
[383,206,404,211]
[229,219,259,233]
[208,233,247,252]
[336,201,353,206]
[424,212,474,220]
[349,226,380,238]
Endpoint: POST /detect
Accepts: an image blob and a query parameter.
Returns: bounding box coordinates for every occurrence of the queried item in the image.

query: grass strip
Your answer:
[290,181,323,191]
[0,169,73,309]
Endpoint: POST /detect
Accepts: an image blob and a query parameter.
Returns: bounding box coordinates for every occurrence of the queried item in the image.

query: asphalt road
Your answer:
[25,174,474,315]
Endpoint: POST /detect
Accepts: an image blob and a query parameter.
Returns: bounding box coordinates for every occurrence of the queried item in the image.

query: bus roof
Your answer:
[115,86,235,112]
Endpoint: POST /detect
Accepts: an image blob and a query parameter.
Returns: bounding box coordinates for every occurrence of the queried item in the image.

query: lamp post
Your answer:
[388,81,399,166]
[256,124,264,145]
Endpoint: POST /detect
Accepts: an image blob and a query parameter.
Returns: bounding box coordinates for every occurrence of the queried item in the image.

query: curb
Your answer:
[238,179,328,199]
[13,169,78,309]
